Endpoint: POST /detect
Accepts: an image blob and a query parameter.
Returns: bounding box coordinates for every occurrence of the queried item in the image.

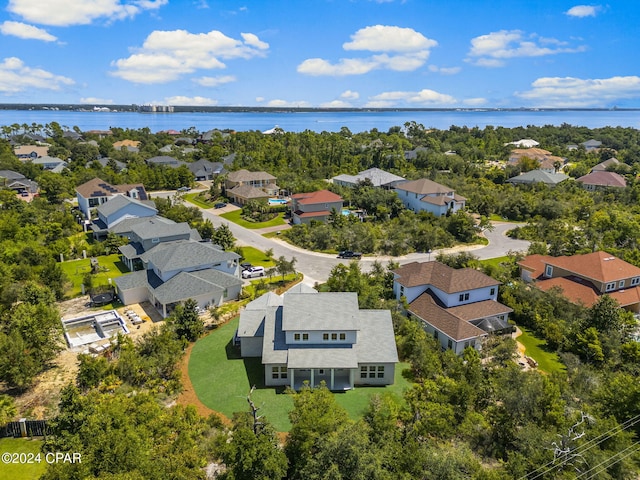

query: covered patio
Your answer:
[286,348,358,391]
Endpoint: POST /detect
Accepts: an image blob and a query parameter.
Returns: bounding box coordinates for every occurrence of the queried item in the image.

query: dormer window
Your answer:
[545,265,553,277]
[606,282,616,292]
[619,280,625,289]
[458,292,469,302]
[632,277,640,286]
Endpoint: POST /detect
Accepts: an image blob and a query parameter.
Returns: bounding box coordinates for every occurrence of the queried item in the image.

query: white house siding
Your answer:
[394,283,428,303]
[264,364,290,387]
[284,330,357,344]
[116,284,148,306]
[355,362,395,386]
[428,285,497,308]
[420,321,482,354]
[240,337,263,357]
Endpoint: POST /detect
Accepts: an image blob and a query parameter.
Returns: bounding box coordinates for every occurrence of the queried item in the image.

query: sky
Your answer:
[0,0,639,109]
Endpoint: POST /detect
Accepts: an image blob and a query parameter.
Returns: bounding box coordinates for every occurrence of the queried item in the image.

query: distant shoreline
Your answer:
[1,104,639,114]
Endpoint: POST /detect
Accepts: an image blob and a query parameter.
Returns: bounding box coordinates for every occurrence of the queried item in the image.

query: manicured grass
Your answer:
[238,246,275,267]
[480,256,510,269]
[0,438,47,480]
[60,254,129,297]
[188,317,412,432]
[184,192,216,209]
[220,210,286,229]
[517,326,566,374]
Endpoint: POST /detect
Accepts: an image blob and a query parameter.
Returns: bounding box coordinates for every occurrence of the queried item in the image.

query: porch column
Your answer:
[290,369,294,390]
[330,369,335,390]
[162,303,167,318]
[310,369,315,388]
[349,369,355,389]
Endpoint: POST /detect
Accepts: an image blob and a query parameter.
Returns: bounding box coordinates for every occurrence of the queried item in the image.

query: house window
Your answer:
[377,366,385,378]
[459,293,469,302]
[294,333,301,341]
[606,282,616,292]
[369,366,376,378]
[434,331,439,340]
[490,288,496,296]
[339,333,346,340]
[272,366,287,379]
[447,339,453,350]
[360,366,367,378]
[151,237,159,244]
[400,285,404,296]
[545,265,553,277]
[331,333,338,340]
[318,369,325,375]
[632,277,640,286]
[323,333,329,341]
[619,280,625,288]
[302,333,309,341]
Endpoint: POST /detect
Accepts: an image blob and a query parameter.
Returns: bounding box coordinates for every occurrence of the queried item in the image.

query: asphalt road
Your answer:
[197,202,530,286]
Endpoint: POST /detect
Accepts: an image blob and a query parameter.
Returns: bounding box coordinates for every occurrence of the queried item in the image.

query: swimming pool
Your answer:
[269,198,289,205]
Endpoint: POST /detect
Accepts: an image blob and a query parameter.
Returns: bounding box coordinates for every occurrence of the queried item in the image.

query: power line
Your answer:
[576,441,640,480]
[520,413,640,480]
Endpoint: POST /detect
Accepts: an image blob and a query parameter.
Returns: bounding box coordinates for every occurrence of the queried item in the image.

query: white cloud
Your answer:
[265,99,311,107]
[7,0,167,27]
[320,100,352,108]
[343,25,437,52]
[368,88,456,106]
[80,97,114,104]
[340,90,359,100]
[0,21,57,41]
[516,76,640,107]
[462,97,488,106]
[164,95,218,106]
[565,5,600,17]
[467,30,586,67]
[298,25,436,76]
[193,75,236,87]
[0,57,74,93]
[428,65,461,75]
[111,29,269,83]
[255,96,264,102]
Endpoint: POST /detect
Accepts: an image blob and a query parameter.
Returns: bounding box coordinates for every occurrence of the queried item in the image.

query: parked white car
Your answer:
[242,266,265,278]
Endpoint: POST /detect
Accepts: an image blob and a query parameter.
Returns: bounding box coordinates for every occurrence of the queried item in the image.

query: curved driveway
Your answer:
[197,202,530,286]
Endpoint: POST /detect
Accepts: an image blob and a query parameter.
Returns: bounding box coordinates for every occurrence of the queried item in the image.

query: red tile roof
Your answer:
[577,171,627,188]
[291,189,343,205]
[393,261,499,293]
[536,277,600,307]
[545,251,640,283]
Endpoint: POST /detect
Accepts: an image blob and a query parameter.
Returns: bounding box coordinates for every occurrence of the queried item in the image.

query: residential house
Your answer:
[89,194,158,239]
[188,159,225,181]
[225,169,278,205]
[0,170,38,193]
[331,167,405,189]
[393,261,513,354]
[507,148,565,173]
[236,288,398,390]
[86,157,126,171]
[576,171,627,190]
[506,169,569,186]
[14,145,49,159]
[145,155,187,168]
[504,139,540,148]
[114,240,242,317]
[394,179,465,216]
[592,157,627,172]
[112,139,141,149]
[290,189,343,224]
[76,177,148,219]
[581,139,602,152]
[31,156,68,173]
[518,251,640,312]
[404,147,429,161]
[116,217,201,271]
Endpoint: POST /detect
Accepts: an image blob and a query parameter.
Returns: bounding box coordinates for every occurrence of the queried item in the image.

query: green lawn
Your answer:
[480,256,510,269]
[238,246,275,267]
[60,254,129,297]
[220,210,286,229]
[188,317,412,432]
[0,438,47,480]
[517,326,566,373]
[184,192,216,209]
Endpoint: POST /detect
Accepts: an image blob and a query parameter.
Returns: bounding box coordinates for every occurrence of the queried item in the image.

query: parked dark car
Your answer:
[338,250,362,259]
[214,202,227,208]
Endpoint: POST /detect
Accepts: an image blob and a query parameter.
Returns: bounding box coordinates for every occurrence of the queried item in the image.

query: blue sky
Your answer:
[0,0,638,108]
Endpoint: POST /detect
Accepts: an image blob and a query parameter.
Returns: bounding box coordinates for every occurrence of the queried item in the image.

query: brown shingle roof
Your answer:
[544,251,640,284]
[536,277,600,307]
[447,300,513,322]
[395,178,453,195]
[227,169,276,183]
[408,291,487,341]
[291,189,343,205]
[577,171,627,188]
[76,178,146,199]
[228,184,271,199]
[393,261,499,293]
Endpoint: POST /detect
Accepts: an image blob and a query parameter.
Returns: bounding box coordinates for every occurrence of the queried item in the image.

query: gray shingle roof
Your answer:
[114,270,147,291]
[152,269,241,304]
[96,194,157,218]
[109,215,174,235]
[355,310,399,364]
[130,218,192,240]
[506,170,569,185]
[140,240,240,272]
[282,292,360,331]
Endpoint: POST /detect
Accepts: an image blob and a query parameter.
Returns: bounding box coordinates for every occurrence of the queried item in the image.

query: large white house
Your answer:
[394,179,465,216]
[76,177,148,219]
[236,286,399,390]
[393,261,513,354]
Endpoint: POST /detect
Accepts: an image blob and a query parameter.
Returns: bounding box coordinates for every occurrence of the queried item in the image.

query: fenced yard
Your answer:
[60,254,129,297]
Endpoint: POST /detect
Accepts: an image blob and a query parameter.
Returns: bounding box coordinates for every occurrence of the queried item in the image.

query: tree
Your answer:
[170,299,204,342]
[211,223,235,251]
[0,394,17,425]
[275,255,296,281]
